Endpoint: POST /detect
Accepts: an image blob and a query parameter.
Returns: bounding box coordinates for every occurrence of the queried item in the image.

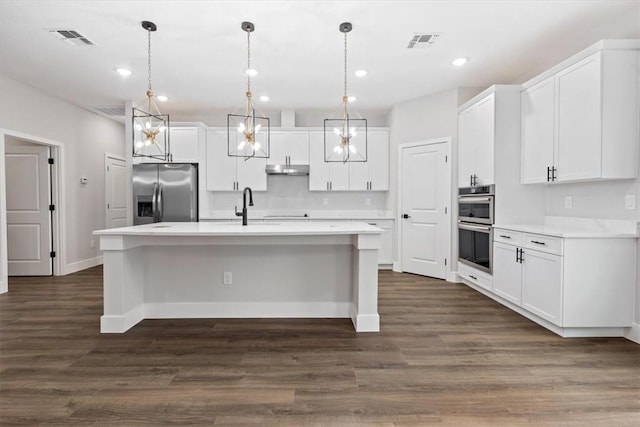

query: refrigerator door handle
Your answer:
[152,183,159,222]
[157,185,164,222]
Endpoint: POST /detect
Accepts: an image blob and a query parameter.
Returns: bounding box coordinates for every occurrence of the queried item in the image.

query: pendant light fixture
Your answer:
[324,22,367,163]
[227,21,270,160]
[132,20,170,161]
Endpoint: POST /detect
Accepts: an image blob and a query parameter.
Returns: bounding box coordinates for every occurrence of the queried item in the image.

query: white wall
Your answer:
[0,74,125,277]
[387,87,483,270]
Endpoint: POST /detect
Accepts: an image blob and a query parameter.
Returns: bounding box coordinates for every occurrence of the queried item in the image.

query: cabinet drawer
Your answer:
[523,233,563,255]
[493,229,523,245]
[458,263,493,291]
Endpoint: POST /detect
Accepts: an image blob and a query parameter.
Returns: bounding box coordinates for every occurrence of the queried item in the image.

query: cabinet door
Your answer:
[368,220,393,264]
[330,162,350,191]
[267,132,290,165]
[237,156,267,191]
[474,94,495,185]
[206,130,236,191]
[288,131,310,164]
[521,248,563,325]
[368,131,390,191]
[458,106,476,187]
[309,132,331,191]
[170,127,199,163]
[521,77,555,184]
[555,53,602,182]
[348,131,369,191]
[492,242,522,305]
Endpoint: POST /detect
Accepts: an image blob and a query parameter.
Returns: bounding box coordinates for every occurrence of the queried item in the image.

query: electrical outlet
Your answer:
[90,239,95,249]
[323,198,328,206]
[223,271,232,285]
[564,196,572,209]
[625,195,636,210]
[365,198,371,206]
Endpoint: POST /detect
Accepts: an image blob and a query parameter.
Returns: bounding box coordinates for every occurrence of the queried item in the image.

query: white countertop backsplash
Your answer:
[494,216,639,238]
[201,210,394,221]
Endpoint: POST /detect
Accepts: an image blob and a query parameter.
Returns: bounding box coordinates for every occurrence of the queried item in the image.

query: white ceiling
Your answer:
[1,0,638,123]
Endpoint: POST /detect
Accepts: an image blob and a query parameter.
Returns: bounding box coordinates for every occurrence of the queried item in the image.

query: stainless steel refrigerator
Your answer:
[133,163,198,225]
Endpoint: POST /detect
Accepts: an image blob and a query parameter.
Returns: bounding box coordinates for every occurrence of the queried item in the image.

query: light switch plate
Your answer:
[564,196,572,209]
[625,195,636,210]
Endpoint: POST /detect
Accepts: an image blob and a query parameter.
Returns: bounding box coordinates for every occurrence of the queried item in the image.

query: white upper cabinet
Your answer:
[267,131,309,165]
[309,130,389,191]
[170,127,201,163]
[309,131,349,191]
[521,77,555,183]
[206,129,267,192]
[521,43,639,184]
[458,93,495,187]
[349,131,390,191]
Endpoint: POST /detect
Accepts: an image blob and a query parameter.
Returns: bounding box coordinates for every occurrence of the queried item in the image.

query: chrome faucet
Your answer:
[235,187,254,226]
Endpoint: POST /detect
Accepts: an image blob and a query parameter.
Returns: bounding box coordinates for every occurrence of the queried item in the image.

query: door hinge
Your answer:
[445,207,448,214]
[49,204,55,211]
[445,155,448,163]
[50,251,56,258]
[48,158,54,165]
[107,166,110,172]
[107,203,110,209]
[444,258,447,266]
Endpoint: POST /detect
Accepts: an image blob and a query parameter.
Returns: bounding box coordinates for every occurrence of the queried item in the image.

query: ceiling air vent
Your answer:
[49,29,95,46]
[93,106,125,117]
[407,33,440,49]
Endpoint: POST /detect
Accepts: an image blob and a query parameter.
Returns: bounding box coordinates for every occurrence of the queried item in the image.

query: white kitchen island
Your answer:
[94,221,382,333]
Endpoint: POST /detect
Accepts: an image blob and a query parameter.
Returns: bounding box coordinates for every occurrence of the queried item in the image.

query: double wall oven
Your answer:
[458,185,494,274]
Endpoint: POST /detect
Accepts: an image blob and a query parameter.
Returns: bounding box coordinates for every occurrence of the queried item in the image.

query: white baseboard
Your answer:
[624,322,640,344]
[447,271,461,283]
[392,262,401,272]
[63,255,103,275]
[378,263,393,270]
[0,279,6,294]
[100,305,145,333]
[144,301,352,319]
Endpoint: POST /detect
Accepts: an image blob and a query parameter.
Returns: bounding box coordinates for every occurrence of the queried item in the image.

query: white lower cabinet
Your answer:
[520,248,562,325]
[491,227,635,335]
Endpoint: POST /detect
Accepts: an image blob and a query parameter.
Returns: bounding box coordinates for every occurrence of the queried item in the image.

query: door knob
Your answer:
[402,214,411,219]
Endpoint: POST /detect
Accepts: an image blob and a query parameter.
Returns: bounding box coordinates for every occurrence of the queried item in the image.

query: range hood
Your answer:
[265,164,309,176]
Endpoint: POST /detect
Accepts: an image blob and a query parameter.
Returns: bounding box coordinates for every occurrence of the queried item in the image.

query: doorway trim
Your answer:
[396,137,453,281]
[0,129,66,293]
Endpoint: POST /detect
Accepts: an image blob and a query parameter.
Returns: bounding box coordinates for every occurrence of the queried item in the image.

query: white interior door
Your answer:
[5,142,52,276]
[400,142,449,279]
[105,155,128,228]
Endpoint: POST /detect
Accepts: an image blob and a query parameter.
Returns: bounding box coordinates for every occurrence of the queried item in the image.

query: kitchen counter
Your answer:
[494,216,638,238]
[94,222,382,334]
[493,223,638,238]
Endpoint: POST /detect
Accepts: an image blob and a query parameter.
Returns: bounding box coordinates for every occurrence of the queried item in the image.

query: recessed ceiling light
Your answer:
[452,57,468,67]
[115,68,132,77]
[354,69,368,77]
[259,95,270,102]
[347,95,357,102]
[156,95,168,102]
[245,68,258,77]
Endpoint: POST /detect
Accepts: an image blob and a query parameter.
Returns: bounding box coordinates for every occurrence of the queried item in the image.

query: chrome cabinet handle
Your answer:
[530,240,546,245]
[499,235,511,239]
[469,275,477,280]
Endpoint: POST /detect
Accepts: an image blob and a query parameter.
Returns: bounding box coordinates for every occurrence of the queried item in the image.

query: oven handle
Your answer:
[457,222,492,233]
[457,197,493,203]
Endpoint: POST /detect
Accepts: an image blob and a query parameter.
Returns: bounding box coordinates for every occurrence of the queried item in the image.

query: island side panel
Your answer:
[141,243,354,319]
[100,236,145,333]
[351,233,381,332]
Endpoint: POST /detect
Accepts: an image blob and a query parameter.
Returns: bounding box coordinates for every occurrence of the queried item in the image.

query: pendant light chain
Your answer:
[147,28,152,93]
[344,30,348,101]
[247,30,251,94]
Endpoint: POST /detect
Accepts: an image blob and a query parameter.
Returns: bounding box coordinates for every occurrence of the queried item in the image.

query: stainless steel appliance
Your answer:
[133,163,198,225]
[458,185,494,273]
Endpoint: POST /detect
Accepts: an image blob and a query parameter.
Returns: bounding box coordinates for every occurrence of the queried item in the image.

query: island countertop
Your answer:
[94,221,383,237]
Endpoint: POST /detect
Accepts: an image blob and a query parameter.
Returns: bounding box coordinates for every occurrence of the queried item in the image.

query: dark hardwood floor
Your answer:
[1,267,638,426]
